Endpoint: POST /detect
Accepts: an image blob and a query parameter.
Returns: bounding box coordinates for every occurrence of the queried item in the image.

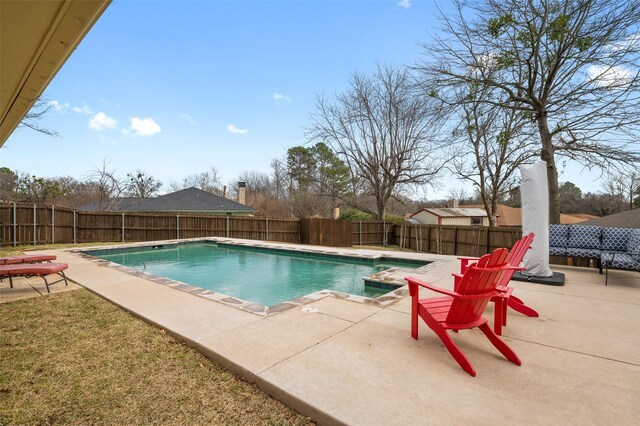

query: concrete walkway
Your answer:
[9,241,640,425]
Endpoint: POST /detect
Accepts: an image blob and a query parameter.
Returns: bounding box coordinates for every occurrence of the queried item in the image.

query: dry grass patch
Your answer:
[0,289,312,425]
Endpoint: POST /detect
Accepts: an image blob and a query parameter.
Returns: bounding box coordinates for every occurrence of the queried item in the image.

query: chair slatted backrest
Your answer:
[496,233,535,288]
[447,248,510,325]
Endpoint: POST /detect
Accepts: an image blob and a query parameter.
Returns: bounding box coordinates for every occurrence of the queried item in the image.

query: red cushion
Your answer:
[0,262,68,275]
[1,254,57,265]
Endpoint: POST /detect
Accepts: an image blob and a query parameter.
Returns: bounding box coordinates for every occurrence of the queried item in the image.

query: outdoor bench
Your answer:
[549,224,640,284]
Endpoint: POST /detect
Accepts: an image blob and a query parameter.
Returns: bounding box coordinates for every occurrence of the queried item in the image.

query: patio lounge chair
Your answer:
[0,254,57,264]
[405,248,522,377]
[0,263,69,294]
[454,233,538,335]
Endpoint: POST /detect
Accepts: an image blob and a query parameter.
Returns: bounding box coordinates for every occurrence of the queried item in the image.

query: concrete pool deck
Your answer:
[7,239,640,425]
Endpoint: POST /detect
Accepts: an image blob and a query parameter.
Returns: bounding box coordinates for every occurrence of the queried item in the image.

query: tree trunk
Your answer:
[490,197,498,227]
[536,113,561,224]
[376,199,385,220]
[480,192,497,227]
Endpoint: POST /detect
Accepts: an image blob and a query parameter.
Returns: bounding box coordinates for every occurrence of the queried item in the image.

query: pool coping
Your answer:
[72,237,444,316]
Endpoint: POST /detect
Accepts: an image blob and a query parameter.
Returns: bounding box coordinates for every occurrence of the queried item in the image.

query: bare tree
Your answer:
[84,161,124,211]
[419,0,640,223]
[170,166,224,195]
[602,171,640,211]
[125,170,162,198]
[270,158,288,200]
[18,97,60,137]
[447,84,538,225]
[308,65,446,219]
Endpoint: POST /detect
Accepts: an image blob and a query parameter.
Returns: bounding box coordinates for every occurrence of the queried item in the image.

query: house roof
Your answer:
[461,204,596,226]
[579,208,640,228]
[80,187,256,213]
[411,207,488,218]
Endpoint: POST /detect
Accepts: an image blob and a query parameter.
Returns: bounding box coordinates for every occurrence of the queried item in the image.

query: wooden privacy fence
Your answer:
[0,202,299,246]
[392,223,522,257]
[351,221,394,246]
[300,218,351,247]
[0,202,524,259]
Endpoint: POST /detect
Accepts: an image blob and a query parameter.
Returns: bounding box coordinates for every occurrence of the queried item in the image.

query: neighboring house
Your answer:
[460,204,596,226]
[578,208,640,228]
[409,208,490,226]
[79,187,257,215]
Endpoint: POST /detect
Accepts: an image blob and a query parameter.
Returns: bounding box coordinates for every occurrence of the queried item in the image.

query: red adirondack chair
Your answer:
[455,233,539,335]
[405,248,522,377]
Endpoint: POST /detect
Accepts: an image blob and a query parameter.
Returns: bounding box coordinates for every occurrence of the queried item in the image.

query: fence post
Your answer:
[265,218,269,241]
[485,227,491,255]
[33,204,37,245]
[73,211,77,244]
[382,220,386,246]
[453,227,458,255]
[359,221,362,246]
[426,226,431,253]
[176,215,180,240]
[122,213,125,242]
[226,215,230,238]
[12,202,17,247]
[51,205,55,245]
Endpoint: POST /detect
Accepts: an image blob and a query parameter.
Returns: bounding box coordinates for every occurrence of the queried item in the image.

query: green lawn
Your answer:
[0,289,311,425]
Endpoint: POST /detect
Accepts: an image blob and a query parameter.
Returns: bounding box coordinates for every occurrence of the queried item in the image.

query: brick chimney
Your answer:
[452,199,459,208]
[237,181,246,205]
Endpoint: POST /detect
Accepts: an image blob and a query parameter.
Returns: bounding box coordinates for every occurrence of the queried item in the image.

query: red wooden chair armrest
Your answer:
[457,256,480,273]
[407,277,499,300]
[495,285,514,296]
[405,277,460,298]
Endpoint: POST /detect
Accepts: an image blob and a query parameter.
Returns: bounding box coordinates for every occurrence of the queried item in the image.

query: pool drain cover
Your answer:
[301,306,319,313]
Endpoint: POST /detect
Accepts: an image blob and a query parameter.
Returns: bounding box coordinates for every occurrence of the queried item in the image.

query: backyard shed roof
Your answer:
[411,208,488,218]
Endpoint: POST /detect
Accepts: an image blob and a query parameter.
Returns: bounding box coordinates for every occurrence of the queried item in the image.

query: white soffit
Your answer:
[0,0,111,145]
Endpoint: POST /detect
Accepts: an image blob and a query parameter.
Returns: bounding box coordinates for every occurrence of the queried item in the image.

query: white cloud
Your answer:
[88,112,117,131]
[587,65,633,88]
[227,124,248,134]
[48,100,65,112]
[273,92,292,103]
[72,104,93,115]
[180,113,196,125]
[398,0,412,8]
[129,117,161,136]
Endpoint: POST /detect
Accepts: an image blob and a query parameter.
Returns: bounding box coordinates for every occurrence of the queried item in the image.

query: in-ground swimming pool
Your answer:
[87,242,428,306]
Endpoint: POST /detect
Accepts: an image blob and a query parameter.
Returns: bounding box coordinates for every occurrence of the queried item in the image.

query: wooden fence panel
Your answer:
[350,221,393,246]
[178,215,226,239]
[124,214,178,242]
[300,218,350,247]
[77,212,122,243]
[393,224,522,257]
[53,208,74,244]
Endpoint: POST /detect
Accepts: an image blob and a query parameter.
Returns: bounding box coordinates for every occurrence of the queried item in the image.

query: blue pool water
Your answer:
[88,242,427,306]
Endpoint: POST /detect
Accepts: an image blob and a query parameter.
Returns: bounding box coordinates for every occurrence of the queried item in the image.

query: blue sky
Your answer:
[1,0,606,199]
